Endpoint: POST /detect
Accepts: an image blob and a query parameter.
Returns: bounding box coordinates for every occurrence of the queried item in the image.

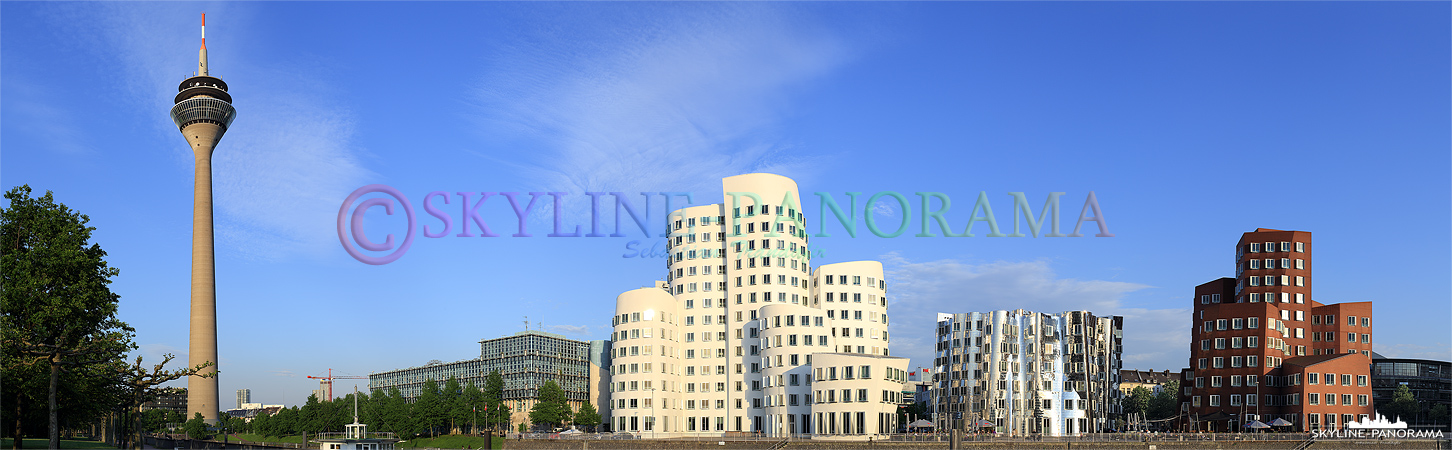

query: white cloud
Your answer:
[69,3,371,261]
[1376,343,1452,361]
[883,254,1190,371]
[470,6,850,199]
[548,324,593,337]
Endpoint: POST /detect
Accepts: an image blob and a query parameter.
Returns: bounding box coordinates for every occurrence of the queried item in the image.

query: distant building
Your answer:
[225,404,285,421]
[141,387,187,415]
[1370,353,1451,426]
[369,330,607,429]
[933,309,1124,435]
[237,389,251,409]
[1120,370,1179,395]
[900,368,935,406]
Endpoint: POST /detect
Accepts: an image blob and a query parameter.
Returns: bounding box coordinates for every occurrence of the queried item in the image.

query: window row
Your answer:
[1246,275,1305,287]
[1247,241,1304,253]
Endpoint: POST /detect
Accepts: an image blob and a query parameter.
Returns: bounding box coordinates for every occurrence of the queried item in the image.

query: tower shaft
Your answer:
[185,122,223,424]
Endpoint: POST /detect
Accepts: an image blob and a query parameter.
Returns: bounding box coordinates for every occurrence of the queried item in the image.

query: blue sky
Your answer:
[4,2,1448,408]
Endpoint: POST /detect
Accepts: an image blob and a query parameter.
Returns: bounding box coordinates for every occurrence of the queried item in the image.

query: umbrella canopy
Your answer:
[973,419,995,428]
[1201,411,1235,421]
[1244,420,1270,429]
[1269,418,1293,427]
[908,419,934,428]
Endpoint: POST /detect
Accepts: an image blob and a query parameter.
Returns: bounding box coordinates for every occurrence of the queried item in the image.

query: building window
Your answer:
[1213,357,1224,368]
[1296,242,1304,252]
[1209,395,1220,407]
[1250,243,1261,252]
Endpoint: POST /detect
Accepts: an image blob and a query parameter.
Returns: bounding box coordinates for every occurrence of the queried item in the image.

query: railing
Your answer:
[881,432,1317,442]
[313,431,397,440]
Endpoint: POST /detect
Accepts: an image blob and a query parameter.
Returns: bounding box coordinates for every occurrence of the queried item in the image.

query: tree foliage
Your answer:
[1386,384,1419,423]
[573,402,600,431]
[1147,380,1180,420]
[1,185,135,449]
[118,353,214,449]
[483,371,510,431]
[1123,386,1153,418]
[529,380,570,430]
[183,413,212,440]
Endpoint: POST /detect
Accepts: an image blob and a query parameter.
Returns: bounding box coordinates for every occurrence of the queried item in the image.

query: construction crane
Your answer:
[306,368,368,402]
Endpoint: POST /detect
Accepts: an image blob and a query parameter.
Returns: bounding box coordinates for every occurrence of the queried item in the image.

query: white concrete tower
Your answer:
[610,174,908,439]
[170,13,236,424]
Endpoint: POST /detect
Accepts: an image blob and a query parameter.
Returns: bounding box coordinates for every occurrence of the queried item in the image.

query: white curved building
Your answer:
[609,174,906,438]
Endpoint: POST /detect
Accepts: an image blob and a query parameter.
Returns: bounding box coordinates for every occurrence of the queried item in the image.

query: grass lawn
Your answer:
[397,435,503,449]
[1,438,116,449]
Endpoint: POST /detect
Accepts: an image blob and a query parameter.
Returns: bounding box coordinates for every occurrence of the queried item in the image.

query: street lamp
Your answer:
[648,388,656,439]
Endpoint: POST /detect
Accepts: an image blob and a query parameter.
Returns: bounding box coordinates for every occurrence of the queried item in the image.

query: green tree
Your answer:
[117,353,215,449]
[383,388,414,440]
[573,402,600,432]
[462,380,485,434]
[1427,404,1448,427]
[483,371,510,431]
[183,413,212,440]
[529,380,569,430]
[415,379,445,437]
[1147,380,1180,420]
[1385,384,1419,423]
[1123,386,1152,418]
[443,376,465,434]
[166,410,185,429]
[1,185,136,450]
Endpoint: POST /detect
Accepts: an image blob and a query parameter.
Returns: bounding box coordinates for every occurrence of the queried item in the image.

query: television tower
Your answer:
[169,12,235,424]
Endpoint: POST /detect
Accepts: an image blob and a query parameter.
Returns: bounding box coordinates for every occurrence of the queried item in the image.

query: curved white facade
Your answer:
[609,174,905,438]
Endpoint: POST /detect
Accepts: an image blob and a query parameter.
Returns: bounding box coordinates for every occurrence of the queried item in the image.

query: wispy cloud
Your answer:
[68,3,370,261]
[469,5,851,198]
[270,370,298,378]
[548,324,592,337]
[1376,342,1452,361]
[883,254,1189,371]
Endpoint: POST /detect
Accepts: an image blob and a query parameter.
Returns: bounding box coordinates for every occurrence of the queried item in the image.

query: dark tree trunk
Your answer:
[12,399,23,450]
[48,361,59,450]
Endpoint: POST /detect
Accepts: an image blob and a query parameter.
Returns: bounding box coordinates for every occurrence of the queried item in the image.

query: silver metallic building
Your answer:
[933,310,1123,435]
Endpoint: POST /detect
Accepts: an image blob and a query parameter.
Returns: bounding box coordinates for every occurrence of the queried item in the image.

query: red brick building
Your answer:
[1180,229,1373,431]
